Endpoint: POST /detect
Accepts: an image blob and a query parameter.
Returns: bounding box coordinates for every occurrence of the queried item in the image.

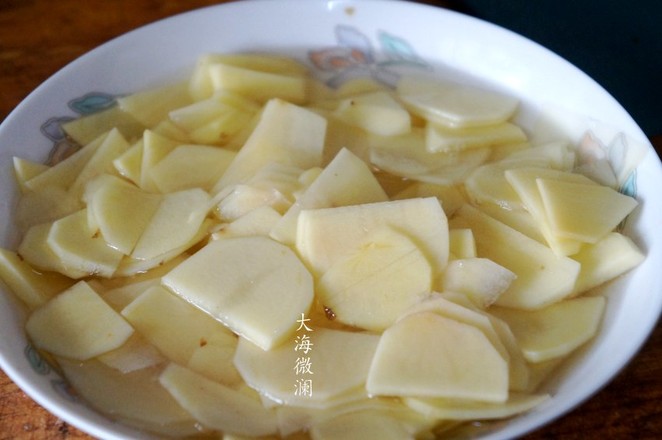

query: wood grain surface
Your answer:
[1,1,661,439]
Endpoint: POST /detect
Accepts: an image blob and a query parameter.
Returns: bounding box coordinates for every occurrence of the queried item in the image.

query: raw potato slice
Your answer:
[571,232,645,295]
[69,128,131,198]
[12,157,48,193]
[159,363,278,437]
[271,147,388,244]
[121,285,236,365]
[464,163,525,211]
[187,339,242,387]
[491,296,606,363]
[366,311,509,403]
[47,209,125,278]
[504,167,598,255]
[317,226,433,331]
[393,182,466,217]
[448,228,476,259]
[396,75,519,128]
[0,248,73,310]
[309,409,414,440]
[404,392,549,421]
[214,99,326,190]
[14,185,81,235]
[425,121,526,153]
[131,188,210,261]
[58,358,201,437]
[233,328,380,407]
[112,138,144,185]
[117,81,193,128]
[26,281,134,360]
[62,106,145,146]
[296,197,449,277]
[537,178,638,243]
[189,53,309,100]
[24,131,107,192]
[213,206,282,239]
[17,223,77,276]
[208,63,308,104]
[149,144,236,193]
[162,236,314,350]
[453,204,580,309]
[88,174,162,255]
[334,91,411,136]
[140,129,183,191]
[400,294,509,362]
[96,333,165,373]
[440,257,516,308]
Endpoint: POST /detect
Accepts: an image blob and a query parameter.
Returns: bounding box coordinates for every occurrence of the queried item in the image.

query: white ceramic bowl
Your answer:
[1,1,661,439]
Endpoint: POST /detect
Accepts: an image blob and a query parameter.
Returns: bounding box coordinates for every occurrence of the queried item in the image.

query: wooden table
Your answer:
[1,1,661,438]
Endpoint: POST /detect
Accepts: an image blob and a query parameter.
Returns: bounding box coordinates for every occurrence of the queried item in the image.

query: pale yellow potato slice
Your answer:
[12,157,48,193]
[117,81,193,128]
[112,138,143,185]
[318,226,433,331]
[190,53,310,100]
[162,236,314,350]
[396,75,519,128]
[169,91,259,132]
[151,118,191,143]
[296,197,449,278]
[491,295,606,363]
[88,174,162,255]
[0,248,73,310]
[187,339,242,387]
[440,257,516,308]
[17,223,75,276]
[212,206,281,240]
[404,392,549,421]
[448,228,476,259]
[453,204,580,309]
[400,294,509,362]
[69,128,131,199]
[188,110,255,146]
[149,144,236,193]
[537,178,638,244]
[214,99,326,191]
[571,232,645,295]
[58,358,201,437]
[486,314,530,392]
[131,188,210,261]
[504,167,598,255]
[96,333,166,373]
[159,363,278,437]
[425,121,526,153]
[26,281,133,360]
[62,105,144,146]
[464,162,525,211]
[233,328,380,407]
[366,311,509,403]
[392,181,466,216]
[121,285,236,365]
[208,63,308,104]
[15,185,82,233]
[47,209,124,278]
[271,147,388,244]
[115,219,213,277]
[309,409,414,440]
[139,129,181,191]
[500,140,576,170]
[24,130,107,192]
[215,184,290,222]
[334,91,411,136]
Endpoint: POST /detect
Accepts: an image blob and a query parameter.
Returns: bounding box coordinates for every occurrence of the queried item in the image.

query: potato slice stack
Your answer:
[0,53,645,439]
